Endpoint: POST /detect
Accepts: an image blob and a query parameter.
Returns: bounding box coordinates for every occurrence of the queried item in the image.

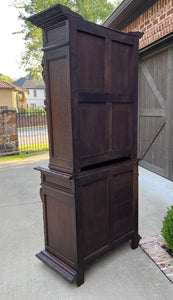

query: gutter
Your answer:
[103,0,159,30]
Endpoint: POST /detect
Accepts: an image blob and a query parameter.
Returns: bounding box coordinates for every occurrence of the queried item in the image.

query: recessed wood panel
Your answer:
[112,104,132,150]
[111,171,133,205]
[78,32,105,92]
[111,202,133,239]
[46,22,68,48]
[45,192,77,263]
[49,57,73,160]
[79,103,105,156]
[111,171,133,239]
[111,42,133,95]
[81,179,108,257]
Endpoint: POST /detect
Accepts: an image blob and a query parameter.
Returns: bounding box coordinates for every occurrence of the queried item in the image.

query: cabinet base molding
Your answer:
[36,231,140,286]
[36,250,77,283]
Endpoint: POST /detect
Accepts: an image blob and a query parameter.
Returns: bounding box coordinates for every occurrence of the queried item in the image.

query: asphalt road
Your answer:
[17,128,48,147]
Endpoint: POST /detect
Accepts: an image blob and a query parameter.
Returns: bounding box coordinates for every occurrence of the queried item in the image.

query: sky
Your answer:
[0,0,118,81]
[0,0,26,80]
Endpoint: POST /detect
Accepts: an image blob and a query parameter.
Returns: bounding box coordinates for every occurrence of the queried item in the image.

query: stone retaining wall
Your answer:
[0,109,18,153]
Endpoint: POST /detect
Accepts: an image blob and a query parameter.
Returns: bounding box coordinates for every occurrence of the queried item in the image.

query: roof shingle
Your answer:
[13,75,45,89]
[0,81,22,91]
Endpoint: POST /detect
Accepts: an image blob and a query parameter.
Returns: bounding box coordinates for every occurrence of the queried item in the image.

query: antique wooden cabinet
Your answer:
[28,4,141,286]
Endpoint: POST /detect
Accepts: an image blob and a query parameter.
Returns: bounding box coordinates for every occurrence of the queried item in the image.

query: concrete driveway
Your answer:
[0,153,173,300]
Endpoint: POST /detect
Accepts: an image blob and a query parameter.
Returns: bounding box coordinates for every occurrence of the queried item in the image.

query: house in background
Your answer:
[13,74,45,109]
[104,0,173,181]
[0,80,26,110]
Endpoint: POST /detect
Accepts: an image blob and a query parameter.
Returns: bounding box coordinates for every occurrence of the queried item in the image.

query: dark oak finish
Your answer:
[29,4,141,286]
[29,4,140,174]
[35,160,139,285]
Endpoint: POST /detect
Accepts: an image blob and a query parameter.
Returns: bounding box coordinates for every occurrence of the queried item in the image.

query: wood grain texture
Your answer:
[29,4,140,286]
[40,15,139,173]
[138,45,173,180]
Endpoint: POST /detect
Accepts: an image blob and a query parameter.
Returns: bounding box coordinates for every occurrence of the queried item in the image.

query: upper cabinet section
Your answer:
[28,5,140,174]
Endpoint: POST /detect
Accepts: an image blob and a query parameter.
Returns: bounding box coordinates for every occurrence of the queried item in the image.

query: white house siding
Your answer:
[26,89,45,108]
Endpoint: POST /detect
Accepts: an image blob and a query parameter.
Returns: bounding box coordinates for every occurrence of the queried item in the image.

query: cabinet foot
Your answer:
[76,270,84,287]
[131,234,141,249]
[36,250,77,283]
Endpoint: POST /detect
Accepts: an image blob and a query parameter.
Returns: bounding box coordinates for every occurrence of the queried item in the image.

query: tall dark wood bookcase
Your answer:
[28,4,142,286]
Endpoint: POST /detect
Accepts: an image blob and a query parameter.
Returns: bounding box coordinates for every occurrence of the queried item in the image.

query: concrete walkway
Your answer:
[0,153,173,300]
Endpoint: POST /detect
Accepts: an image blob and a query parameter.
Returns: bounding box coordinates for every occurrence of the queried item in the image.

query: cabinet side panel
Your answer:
[81,179,108,257]
[48,55,73,164]
[44,188,77,266]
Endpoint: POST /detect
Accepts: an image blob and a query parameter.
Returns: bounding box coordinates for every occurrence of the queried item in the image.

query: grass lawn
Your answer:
[0,150,49,161]
[18,143,49,151]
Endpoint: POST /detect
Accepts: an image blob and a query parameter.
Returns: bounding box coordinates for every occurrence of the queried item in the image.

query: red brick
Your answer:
[140,237,155,245]
[159,262,173,269]
[145,248,166,258]
[122,0,173,50]
[161,0,165,8]
[154,255,172,263]
[145,20,150,26]
[154,235,164,244]
[147,23,152,30]
[153,19,159,25]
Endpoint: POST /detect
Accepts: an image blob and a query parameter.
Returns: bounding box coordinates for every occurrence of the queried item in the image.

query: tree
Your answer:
[12,0,121,77]
[0,74,16,83]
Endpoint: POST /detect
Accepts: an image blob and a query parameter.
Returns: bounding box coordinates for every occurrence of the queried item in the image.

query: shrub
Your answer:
[161,206,173,253]
[18,107,30,114]
[18,107,46,115]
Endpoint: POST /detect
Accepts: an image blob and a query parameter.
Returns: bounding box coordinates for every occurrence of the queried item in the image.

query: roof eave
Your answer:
[103,0,159,30]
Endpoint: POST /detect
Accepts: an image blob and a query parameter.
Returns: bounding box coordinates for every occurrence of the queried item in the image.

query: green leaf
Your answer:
[12,0,121,76]
[161,206,173,251]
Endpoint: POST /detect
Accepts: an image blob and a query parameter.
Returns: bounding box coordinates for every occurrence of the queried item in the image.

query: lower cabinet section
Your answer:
[36,160,139,286]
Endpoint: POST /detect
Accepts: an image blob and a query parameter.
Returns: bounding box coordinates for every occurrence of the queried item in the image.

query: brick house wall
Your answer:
[122,0,173,49]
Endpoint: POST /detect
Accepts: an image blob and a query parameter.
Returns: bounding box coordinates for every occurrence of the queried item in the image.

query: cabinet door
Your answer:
[110,171,133,240]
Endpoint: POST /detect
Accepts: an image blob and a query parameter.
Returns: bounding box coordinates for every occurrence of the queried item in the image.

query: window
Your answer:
[26,89,30,95]
[33,90,37,97]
